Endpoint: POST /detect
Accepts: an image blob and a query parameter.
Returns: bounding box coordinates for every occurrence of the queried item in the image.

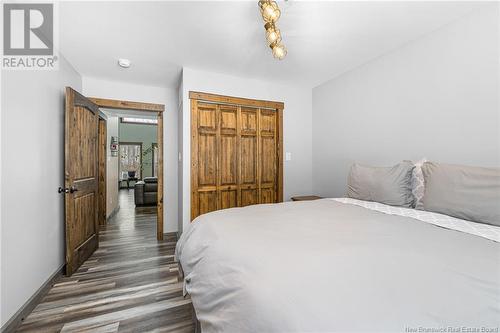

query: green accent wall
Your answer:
[119,122,157,178]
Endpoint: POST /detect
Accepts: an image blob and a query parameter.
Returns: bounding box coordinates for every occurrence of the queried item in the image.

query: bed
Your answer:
[176,198,500,332]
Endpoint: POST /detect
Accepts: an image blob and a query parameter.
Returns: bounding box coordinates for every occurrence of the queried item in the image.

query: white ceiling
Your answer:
[60,1,485,89]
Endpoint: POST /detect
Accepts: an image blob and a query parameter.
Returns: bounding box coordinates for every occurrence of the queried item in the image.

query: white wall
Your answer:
[82,77,179,232]
[1,56,82,326]
[177,81,184,234]
[105,116,119,217]
[312,5,500,198]
[180,67,313,231]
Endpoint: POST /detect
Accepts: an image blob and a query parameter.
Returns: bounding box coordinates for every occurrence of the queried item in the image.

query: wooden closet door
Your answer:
[192,102,218,218]
[239,107,259,206]
[218,105,239,209]
[191,92,283,221]
[259,109,278,204]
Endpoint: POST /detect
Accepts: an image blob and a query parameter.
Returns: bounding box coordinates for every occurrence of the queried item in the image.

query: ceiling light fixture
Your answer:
[265,23,281,45]
[118,58,131,68]
[271,42,287,60]
[259,1,287,60]
[259,0,280,23]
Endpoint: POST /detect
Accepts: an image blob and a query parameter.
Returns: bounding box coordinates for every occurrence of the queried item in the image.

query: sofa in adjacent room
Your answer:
[134,177,158,206]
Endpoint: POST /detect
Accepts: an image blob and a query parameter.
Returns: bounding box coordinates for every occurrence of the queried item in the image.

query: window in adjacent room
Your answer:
[120,142,142,179]
[121,117,158,125]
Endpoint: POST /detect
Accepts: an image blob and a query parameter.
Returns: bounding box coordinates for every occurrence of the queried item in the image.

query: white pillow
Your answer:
[411,158,427,209]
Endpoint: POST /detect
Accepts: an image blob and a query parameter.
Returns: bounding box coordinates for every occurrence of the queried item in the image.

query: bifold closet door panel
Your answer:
[193,102,218,217]
[218,105,239,210]
[259,109,278,204]
[240,107,259,207]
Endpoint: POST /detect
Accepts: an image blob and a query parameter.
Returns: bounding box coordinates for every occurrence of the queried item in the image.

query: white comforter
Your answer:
[175,199,500,332]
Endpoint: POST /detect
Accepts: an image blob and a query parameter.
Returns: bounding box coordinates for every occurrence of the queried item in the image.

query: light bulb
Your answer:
[272,43,287,60]
[265,24,281,45]
[260,1,281,23]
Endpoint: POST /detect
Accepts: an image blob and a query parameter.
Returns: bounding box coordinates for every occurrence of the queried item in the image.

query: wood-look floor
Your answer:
[16,190,194,333]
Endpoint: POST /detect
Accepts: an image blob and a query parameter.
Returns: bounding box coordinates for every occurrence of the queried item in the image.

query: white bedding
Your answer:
[176,199,500,332]
[332,198,500,242]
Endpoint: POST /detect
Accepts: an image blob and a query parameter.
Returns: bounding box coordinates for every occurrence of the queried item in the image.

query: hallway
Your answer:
[16,190,194,332]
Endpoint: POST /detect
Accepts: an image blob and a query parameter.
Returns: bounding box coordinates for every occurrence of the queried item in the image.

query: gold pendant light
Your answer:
[271,42,287,60]
[259,1,287,60]
[259,0,281,23]
[265,23,281,45]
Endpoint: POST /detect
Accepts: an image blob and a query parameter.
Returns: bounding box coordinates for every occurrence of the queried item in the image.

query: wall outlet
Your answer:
[285,152,292,161]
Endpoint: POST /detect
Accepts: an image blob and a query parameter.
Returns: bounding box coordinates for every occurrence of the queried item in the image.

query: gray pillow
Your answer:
[347,161,415,207]
[421,162,500,226]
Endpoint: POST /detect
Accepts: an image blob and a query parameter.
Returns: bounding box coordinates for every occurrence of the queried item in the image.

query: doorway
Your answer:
[90,97,165,241]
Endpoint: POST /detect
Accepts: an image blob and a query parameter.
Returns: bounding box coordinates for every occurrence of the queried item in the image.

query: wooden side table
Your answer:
[291,195,323,201]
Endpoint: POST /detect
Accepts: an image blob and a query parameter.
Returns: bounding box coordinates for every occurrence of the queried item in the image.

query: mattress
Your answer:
[175,199,500,332]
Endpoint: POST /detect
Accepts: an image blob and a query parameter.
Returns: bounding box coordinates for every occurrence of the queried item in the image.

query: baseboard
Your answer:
[164,232,178,241]
[107,205,120,220]
[1,265,64,333]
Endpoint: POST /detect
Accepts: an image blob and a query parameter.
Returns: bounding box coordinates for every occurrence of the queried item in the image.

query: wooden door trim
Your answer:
[189,91,284,110]
[157,113,164,239]
[88,97,164,112]
[91,97,165,241]
[98,118,107,226]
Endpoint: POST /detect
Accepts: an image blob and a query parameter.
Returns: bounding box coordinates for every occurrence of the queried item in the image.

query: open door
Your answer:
[63,87,100,276]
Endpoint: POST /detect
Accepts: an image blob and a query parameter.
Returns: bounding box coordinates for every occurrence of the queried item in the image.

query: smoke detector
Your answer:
[118,58,131,68]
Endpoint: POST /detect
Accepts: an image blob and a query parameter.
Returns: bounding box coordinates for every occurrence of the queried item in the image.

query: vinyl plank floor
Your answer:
[16,189,194,333]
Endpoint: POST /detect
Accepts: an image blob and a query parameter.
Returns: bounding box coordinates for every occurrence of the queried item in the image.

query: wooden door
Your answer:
[240,107,259,206]
[218,105,239,209]
[191,101,219,219]
[259,109,278,204]
[64,87,100,276]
